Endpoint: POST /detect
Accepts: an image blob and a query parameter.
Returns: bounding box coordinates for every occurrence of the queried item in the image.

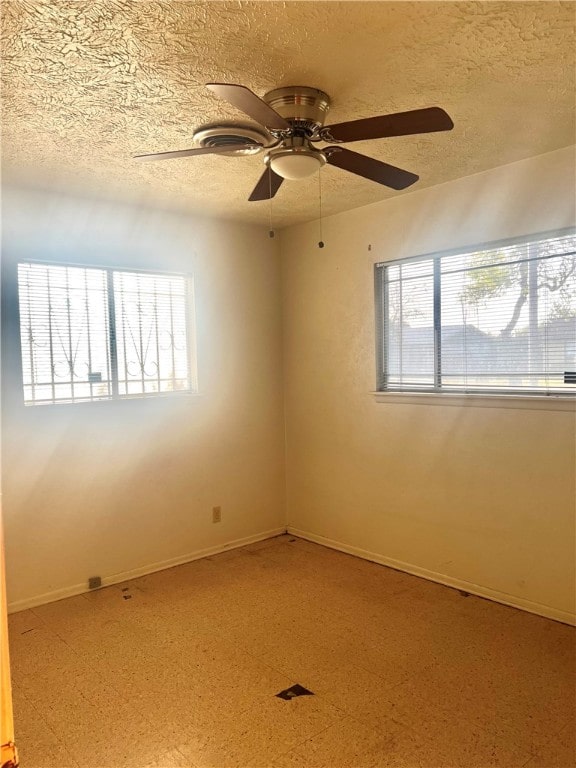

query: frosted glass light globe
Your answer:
[266,146,326,180]
[269,152,324,180]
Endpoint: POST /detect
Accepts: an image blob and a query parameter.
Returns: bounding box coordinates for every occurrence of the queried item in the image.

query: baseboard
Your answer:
[287,526,576,627]
[11,524,574,626]
[8,527,287,614]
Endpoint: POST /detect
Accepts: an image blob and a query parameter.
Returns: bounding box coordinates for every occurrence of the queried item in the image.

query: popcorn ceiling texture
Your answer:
[1,1,574,227]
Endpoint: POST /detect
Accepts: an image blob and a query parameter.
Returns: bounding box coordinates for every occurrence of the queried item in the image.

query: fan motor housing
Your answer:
[193,122,270,156]
[263,86,331,130]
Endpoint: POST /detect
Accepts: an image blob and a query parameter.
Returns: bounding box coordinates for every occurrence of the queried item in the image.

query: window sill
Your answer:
[371,391,576,412]
[20,391,203,410]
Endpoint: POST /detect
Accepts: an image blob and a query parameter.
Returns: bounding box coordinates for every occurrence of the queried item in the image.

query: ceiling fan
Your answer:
[135,83,454,201]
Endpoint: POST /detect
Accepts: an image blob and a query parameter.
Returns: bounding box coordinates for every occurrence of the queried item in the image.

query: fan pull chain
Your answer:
[318,167,324,248]
[268,166,275,238]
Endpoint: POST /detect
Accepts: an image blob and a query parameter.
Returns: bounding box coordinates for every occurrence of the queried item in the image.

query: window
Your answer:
[17,262,195,405]
[375,231,576,396]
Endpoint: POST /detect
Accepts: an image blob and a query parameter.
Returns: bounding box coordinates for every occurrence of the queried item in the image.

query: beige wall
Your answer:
[281,146,576,624]
[3,147,575,623]
[1,184,286,610]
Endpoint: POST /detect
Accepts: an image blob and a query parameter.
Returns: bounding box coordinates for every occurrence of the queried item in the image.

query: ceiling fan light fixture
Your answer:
[267,147,326,180]
[135,82,453,201]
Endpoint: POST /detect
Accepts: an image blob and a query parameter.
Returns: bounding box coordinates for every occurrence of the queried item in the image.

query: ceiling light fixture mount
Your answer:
[262,86,331,132]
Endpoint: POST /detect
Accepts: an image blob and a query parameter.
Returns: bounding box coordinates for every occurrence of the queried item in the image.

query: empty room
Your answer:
[1,2,575,767]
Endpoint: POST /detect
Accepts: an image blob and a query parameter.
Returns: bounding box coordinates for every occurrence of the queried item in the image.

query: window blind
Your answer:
[375,232,576,395]
[17,263,193,405]
[113,270,191,397]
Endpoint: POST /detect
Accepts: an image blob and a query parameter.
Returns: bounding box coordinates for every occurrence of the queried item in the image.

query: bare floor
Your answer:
[9,535,576,768]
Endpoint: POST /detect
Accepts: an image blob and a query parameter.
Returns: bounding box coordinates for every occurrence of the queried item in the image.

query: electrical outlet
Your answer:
[212,506,222,523]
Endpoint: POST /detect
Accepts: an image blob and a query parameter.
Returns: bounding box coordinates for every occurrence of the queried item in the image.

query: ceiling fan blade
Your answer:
[206,83,290,131]
[248,167,284,201]
[325,147,418,190]
[134,144,259,161]
[323,107,453,143]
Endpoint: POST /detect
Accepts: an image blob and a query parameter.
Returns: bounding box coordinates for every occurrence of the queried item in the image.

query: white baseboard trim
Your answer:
[287,526,576,627]
[8,527,287,614]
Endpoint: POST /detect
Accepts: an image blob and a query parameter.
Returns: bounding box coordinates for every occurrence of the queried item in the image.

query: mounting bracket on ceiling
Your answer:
[263,86,331,134]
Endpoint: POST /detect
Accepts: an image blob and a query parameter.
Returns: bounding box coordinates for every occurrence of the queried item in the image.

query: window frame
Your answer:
[374,227,576,400]
[16,259,198,407]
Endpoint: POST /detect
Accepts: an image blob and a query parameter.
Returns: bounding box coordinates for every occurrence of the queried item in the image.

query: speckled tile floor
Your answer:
[8,535,576,768]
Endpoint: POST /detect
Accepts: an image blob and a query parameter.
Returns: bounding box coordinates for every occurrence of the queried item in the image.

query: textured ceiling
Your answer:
[1,1,575,228]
